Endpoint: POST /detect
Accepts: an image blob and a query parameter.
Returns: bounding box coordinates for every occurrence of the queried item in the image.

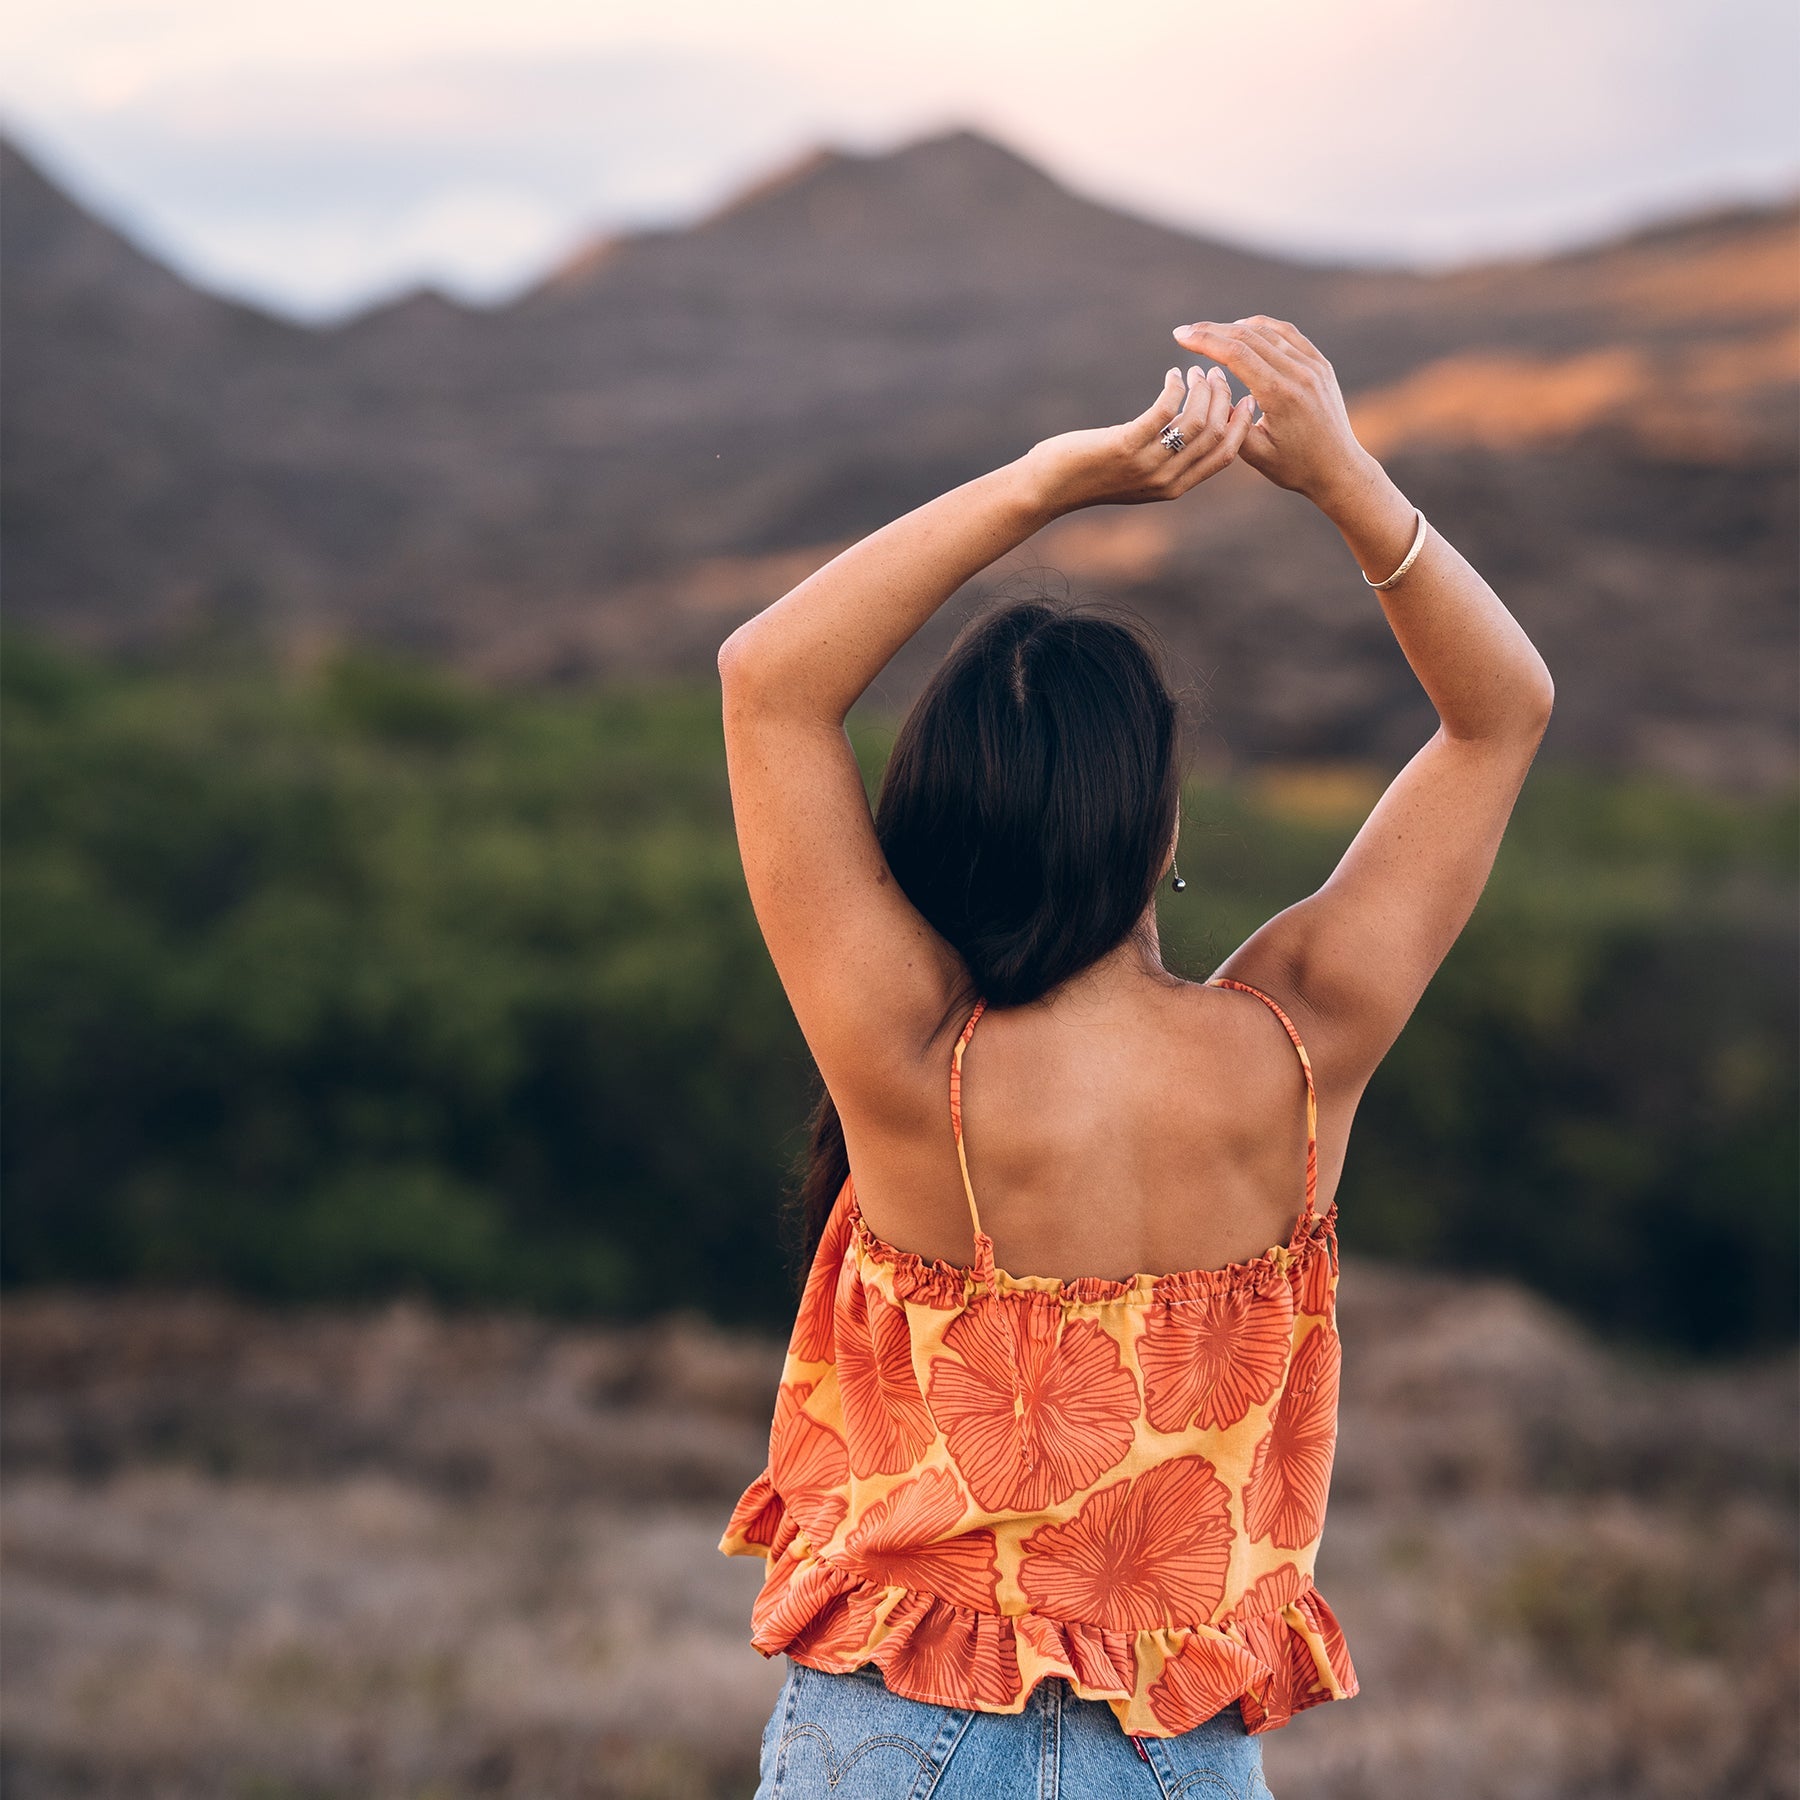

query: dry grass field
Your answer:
[2,1266,1794,1799]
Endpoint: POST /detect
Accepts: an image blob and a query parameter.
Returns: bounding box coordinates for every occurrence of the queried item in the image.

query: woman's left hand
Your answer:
[1022,366,1256,515]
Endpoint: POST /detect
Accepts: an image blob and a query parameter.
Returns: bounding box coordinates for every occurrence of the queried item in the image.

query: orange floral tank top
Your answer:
[718,976,1358,1739]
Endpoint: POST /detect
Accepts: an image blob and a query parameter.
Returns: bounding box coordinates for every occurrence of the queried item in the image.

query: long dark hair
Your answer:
[780,594,1187,1288]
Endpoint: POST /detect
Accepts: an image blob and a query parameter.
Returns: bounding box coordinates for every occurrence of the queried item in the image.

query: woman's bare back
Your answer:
[841,972,1349,1284]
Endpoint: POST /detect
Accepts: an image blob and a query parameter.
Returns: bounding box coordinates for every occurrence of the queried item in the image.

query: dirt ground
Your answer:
[2,1264,1793,1799]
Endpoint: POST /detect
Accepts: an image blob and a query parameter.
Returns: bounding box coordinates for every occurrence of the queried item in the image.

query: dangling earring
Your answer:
[1169,857,1187,893]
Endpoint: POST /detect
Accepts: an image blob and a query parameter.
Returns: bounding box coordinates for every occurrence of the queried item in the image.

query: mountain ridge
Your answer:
[2,125,1794,790]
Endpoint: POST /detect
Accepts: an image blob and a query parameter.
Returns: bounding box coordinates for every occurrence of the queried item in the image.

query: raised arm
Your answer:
[1173,315,1556,1096]
[717,365,1254,1116]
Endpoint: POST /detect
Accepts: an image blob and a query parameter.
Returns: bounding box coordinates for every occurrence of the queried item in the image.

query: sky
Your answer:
[3,0,1796,325]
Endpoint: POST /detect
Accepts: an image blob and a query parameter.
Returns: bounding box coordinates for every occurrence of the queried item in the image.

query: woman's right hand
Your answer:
[1170,316,1373,506]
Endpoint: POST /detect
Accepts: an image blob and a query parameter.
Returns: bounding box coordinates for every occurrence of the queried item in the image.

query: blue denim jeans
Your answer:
[753,1657,1273,1799]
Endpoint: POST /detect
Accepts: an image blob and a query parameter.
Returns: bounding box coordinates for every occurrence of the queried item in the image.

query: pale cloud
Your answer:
[1,0,1794,322]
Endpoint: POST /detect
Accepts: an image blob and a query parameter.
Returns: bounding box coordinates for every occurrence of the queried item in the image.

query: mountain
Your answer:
[0,138,328,636]
[2,128,1795,787]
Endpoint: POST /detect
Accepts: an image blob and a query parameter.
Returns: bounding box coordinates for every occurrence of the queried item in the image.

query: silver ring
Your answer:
[1159,424,1187,455]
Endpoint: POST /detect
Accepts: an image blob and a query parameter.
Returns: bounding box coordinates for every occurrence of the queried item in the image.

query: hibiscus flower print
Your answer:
[1295,1231,1335,1319]
[789,1188,853,1362]
[769,1378,851,1549]
[836,1465,999,1612]
[1145,1627,1262,1734]
[784,1581,888,1665]
[836,1264,938,1478]
[872,1592,1021,1709]
[721,1470,783,1548]
[1014,1611,1139,1697]
[1224,1558,1348,1727]
[1229,1561,1308,1620]
[927,1299,1139,1512]
[1243,1322,1341,1549]
[1137,1281,1295,1435]
[1016,1454,1236,1630]
[752,1552,847,1647]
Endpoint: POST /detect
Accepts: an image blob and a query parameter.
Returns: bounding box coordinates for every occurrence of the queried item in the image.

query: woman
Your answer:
[716,317,1554,1798]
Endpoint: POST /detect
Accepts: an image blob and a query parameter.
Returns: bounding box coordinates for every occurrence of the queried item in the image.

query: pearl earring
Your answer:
[1170,858,1187,892]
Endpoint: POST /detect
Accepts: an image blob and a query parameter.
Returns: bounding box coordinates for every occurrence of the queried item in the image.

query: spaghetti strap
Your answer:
[1206,976,1320,1235]
[949,998,997,1292]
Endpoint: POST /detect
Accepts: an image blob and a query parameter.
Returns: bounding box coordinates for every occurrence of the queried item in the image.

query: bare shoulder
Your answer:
[1130,972,1321,1097]
[1179,957,1368,1110]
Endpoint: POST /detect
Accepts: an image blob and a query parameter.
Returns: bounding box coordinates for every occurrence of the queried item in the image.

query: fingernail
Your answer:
[1167,367,1179,382]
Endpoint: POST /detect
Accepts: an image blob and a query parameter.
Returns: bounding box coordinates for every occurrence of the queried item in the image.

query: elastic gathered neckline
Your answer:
[846,1181,1338,1309]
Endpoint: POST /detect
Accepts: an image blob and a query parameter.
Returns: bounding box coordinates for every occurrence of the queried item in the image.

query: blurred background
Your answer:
[1,2,1796,1796]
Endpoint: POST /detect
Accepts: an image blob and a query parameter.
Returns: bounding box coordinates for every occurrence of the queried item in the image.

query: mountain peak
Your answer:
[693,124,1072,237]
[522,125,1094,308]
[879,126,1064,182]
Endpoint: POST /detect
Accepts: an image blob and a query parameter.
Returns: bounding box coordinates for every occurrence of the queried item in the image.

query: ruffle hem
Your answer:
[719,1474,1358,1739]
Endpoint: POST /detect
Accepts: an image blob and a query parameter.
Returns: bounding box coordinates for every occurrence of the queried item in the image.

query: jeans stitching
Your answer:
[774,1723,944,1790]
[774,1665,971,1798]
[917,1707,976,1800]
[1170,1773,1242,1800]
[774,1718,944,1770]
[1161,1766,1250,1800]
[1140,1736,1255,1800]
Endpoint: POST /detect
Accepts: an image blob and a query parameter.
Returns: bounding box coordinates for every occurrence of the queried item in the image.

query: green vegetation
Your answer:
[4,632,1794,1357]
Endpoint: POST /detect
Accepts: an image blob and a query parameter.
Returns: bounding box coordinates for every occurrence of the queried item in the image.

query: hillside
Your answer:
[2,128,1795,788]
